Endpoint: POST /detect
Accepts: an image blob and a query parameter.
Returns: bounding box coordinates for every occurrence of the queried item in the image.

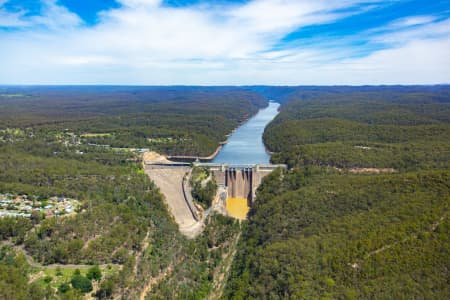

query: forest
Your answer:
[190,167,218,209]
[264,87,450,170]
[0,86,266,156]
[0,86,261,299]
[224,86,450,299]
[1,85,449,299]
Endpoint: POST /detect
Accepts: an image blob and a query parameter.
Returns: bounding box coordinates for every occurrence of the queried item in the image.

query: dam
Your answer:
[145,161,286,225]
[208,101,284,219]
[144,101,285,236]
[194,163,286,204]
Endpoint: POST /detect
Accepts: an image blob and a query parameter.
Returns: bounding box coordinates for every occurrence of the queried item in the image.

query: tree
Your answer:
[71,274,93,293]
[28,282,47,300]
[58,282,71,294]
[31,211,42,225]
[96,278,114,299]
[86,265,102,281]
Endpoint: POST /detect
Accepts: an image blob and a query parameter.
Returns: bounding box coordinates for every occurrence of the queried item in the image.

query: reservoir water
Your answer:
[212,101,280,165]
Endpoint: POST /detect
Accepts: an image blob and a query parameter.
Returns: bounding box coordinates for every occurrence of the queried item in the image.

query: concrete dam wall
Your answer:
[144,155,286,237]
[226,168,252,201]
[196,163,287,204]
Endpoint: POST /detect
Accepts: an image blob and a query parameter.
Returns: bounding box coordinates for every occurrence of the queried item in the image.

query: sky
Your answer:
[0,0,449,85]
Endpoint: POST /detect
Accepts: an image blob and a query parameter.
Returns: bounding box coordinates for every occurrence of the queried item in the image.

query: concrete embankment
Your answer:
[144,164,203,238]
[143,152,205,237]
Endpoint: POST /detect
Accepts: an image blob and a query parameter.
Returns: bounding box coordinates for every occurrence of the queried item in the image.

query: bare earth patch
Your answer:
[143,151,171,163]
[139,263,175,300]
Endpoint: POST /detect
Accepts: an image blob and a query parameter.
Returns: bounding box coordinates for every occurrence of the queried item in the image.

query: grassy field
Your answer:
[33,264,119,286]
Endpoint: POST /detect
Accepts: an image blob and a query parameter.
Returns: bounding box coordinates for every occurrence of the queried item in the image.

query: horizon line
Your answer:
[1,84,450,87]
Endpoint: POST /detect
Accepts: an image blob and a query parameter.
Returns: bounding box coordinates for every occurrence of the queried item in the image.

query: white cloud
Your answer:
[0,0,82,29]
[55,55,115,66]
[30,0,82,29]
[0,0,449,84]
[118,0,163,8]
[322,37,450,85]
[371,18,450,45]
[0,0,28,27]
[0,10,27,27]
[390,15,438,27]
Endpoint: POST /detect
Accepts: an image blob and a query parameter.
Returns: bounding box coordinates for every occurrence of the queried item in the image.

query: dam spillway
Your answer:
[144,160,286,226]
[194,163,287,204]
[226,167,252,200]
[208,101,283,208]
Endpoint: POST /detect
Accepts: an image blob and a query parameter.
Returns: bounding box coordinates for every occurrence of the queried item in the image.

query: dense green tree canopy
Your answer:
[0,86,264,299]
[225,86,450,300]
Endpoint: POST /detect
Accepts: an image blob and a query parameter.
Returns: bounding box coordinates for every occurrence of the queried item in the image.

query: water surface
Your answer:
[212,101,280,165]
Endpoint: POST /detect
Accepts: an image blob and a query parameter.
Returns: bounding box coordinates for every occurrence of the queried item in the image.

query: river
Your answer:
[212,101,280,165]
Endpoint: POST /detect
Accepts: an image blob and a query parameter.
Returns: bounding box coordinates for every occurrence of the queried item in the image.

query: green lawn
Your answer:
[32,264,120,291]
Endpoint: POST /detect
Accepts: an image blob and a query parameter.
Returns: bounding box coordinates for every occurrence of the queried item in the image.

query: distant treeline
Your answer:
[0,86,267,156]
[246,85,450,104]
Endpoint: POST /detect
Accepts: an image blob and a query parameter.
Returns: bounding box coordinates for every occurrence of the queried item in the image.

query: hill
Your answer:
[225,86,450,299]
[0,86,265,299]
[0,86,267,156]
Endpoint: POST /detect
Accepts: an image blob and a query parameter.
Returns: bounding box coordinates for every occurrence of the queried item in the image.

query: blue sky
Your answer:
[0,0,449,85]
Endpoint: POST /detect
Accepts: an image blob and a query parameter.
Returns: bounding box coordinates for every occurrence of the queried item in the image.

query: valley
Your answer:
[0,86,448,300]
[1,1,449,299]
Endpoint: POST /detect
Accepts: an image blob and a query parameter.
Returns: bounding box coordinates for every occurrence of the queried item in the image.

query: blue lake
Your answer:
[212,101,280,165]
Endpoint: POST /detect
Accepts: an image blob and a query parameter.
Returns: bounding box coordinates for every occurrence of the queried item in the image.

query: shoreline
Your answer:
[168,110,258,162]
[167,101,275,162]
[167,144,224,162]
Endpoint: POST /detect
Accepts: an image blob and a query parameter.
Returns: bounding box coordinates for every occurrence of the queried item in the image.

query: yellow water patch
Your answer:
[226,197,249,220]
